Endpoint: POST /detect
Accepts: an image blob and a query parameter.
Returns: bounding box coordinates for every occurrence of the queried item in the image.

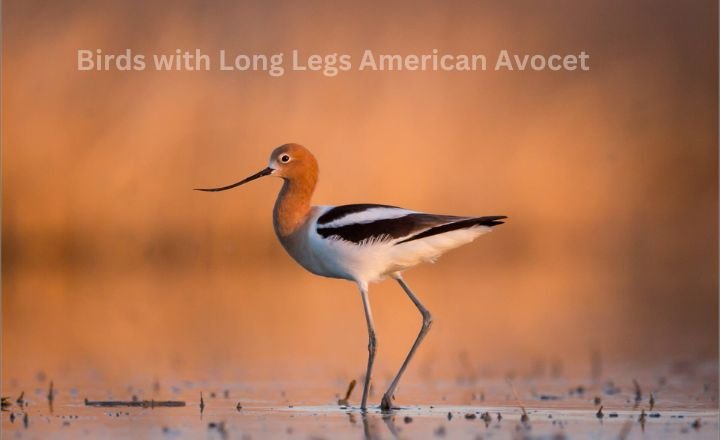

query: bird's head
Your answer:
[194,143,318,192]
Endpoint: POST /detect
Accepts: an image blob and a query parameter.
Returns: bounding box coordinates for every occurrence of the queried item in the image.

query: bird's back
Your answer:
[282,204,506,284]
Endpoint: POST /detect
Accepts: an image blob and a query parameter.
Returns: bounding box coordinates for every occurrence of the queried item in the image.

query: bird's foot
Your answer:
[380,394,394,412]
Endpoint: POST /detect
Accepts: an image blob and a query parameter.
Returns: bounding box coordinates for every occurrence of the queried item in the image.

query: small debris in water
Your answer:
[480,412,492,426]
[609,412,619,418]
[633,379,642,406]
[84,398,186,408]
[403,416,413,424]
[464,413,477,420]
[337,379,356,406]
[508,380,530,425]
[208,421,228,439]
[520,408,530,424]
[638,409,646,431]
[48,381,55,412]
[540,394,560,400]
[596,406,604,419]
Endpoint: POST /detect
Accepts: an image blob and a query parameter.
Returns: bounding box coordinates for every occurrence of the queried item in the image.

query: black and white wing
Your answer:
[316,203,506,245]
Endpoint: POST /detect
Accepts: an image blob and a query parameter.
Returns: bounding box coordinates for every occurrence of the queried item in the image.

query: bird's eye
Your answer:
[280,154,291,163]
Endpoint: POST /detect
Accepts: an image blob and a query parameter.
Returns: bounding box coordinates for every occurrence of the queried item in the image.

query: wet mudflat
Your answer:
[2,361,718,440]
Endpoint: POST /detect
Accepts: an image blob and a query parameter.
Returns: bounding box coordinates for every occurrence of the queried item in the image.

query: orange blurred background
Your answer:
[2,0,717,386]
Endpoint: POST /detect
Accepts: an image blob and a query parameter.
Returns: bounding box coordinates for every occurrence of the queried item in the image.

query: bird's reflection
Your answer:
[381,412,400,438]
[351,409,400,440]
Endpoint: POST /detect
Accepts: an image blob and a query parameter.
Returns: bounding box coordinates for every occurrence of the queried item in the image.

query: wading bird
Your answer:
[196,143,506,411]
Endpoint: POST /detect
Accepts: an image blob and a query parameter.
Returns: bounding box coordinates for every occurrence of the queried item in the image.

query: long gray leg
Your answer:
[359,282,377,411]
[380,275,433,411]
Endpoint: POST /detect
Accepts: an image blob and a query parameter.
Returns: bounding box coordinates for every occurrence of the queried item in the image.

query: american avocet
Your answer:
[196,143,507,411]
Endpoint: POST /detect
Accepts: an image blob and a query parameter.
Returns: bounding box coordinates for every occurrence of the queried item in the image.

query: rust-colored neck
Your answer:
[273,173,317,237]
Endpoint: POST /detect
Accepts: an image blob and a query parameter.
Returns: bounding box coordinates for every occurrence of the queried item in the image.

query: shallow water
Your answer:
[3,362,718,439]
